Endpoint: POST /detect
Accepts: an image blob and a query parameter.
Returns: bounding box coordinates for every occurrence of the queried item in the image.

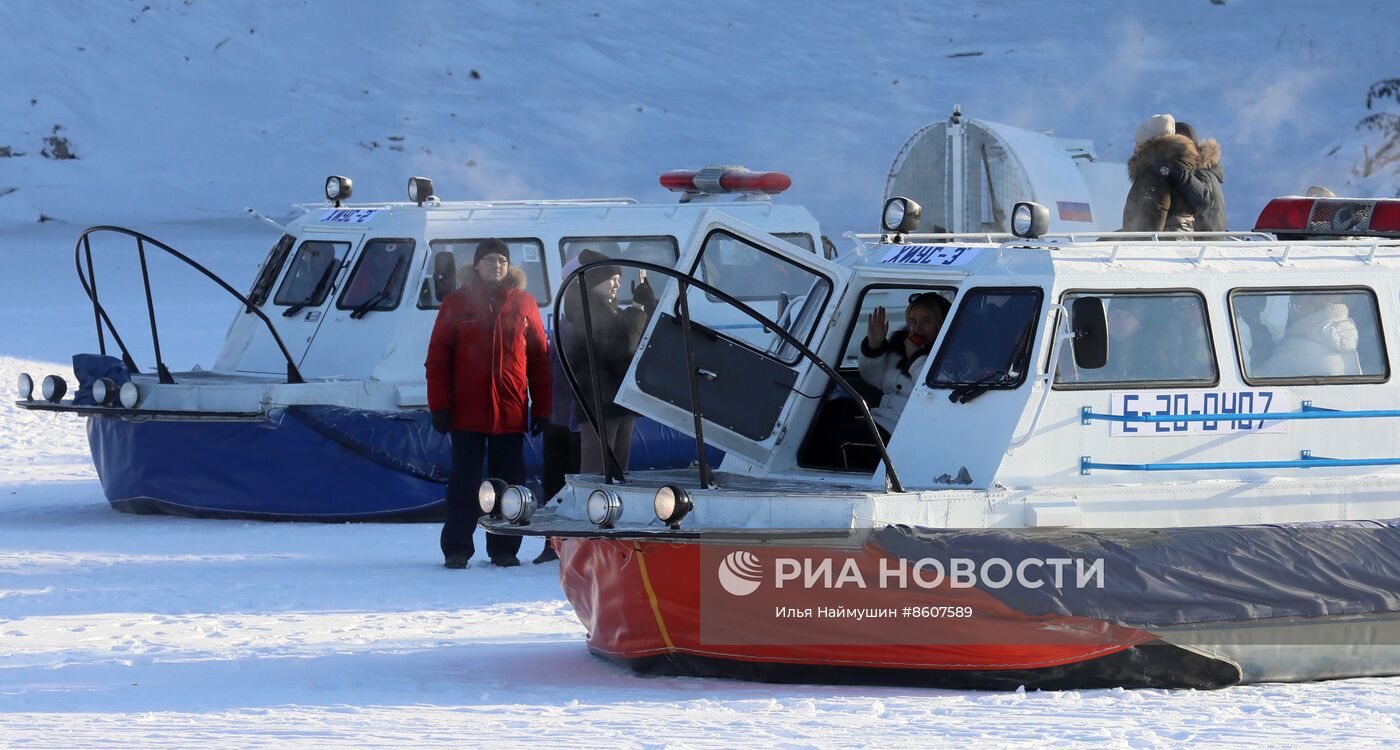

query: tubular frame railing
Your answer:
[75,226,305,385]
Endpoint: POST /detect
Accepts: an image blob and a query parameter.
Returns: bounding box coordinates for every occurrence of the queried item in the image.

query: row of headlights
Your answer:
[324,175,436,207]
[586,485,693,529]
[475,479,696,530]
[17,372,140,408]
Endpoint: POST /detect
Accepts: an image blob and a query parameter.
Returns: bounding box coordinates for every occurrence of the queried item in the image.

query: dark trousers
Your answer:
[581,414,637,476]
[441,430,525,561]
[541,423,581,501]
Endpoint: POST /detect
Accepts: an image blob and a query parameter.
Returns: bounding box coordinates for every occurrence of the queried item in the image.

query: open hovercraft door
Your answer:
[614,210,851,468]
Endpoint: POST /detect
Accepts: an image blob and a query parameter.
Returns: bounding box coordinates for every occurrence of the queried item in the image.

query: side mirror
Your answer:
[1011,201,1050,238]
[432,252,457,302]
[1070,297,1109,369]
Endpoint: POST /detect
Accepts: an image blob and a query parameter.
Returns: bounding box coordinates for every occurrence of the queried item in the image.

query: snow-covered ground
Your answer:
[5,1,1400,746]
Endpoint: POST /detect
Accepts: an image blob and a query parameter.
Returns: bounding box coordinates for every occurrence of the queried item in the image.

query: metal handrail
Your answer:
[553,260,905,493]
[1081,453,1400,474]
[1079,402,1400,474]
[1080,404,1400,425]
[74,226,305,385]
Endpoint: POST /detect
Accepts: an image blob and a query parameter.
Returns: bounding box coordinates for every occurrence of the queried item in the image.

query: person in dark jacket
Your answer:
[564,248,657,477]
[1168,121,1227,233]
[1122,114,1200,233]
[426,238,551,569]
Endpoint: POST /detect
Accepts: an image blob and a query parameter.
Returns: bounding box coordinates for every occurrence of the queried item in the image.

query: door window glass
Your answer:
[685,229,832,363]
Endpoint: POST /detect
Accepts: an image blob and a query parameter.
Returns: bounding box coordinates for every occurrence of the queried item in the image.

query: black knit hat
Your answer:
[473,238,510,266]
[1174,120,1199,144]
[578,248,620,279]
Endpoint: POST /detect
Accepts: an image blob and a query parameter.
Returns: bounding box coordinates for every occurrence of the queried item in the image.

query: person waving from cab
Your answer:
[426,239,551,569]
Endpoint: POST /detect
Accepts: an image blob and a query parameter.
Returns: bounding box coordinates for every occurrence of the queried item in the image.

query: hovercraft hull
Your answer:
[556,519,1400,689]
[88,407,716,521]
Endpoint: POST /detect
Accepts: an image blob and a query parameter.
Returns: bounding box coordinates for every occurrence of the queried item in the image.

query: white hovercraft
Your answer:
[484,177,1400,689]
[14,168,827,520]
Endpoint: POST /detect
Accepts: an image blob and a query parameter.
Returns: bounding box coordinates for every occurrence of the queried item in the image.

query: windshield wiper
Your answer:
[349,256,405,320]
[947,370,1019,404]
[283,259,339,318]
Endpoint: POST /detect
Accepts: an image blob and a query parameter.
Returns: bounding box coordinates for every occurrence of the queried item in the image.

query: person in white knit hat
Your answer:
[1122,113,1201,233]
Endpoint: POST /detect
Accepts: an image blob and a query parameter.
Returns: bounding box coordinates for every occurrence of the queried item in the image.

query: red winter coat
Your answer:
[425,266,551,434]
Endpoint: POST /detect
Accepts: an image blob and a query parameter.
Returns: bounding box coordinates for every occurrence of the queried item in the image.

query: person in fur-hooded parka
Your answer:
[1170,121,1227,232]
[1122,114,1200,233]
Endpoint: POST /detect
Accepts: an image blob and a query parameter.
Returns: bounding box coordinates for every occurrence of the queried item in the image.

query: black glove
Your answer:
[631,279,658,311]
[430,409,452,434]
[1158,163,1188,186]
[529,416,549,436]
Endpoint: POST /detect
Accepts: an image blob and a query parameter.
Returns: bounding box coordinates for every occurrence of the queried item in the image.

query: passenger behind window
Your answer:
[801,292,948,471]
[858,293,951,434]
[1255,294,1362,378]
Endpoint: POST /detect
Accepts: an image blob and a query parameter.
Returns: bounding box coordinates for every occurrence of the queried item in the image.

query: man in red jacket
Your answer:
[426,238,551,568]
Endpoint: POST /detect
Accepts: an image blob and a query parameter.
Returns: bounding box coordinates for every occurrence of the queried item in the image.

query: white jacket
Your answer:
[858,335,929,433]
[1255,303,1361,378]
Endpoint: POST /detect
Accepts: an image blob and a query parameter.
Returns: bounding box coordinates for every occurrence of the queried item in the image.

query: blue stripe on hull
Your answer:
[88,407,720,521]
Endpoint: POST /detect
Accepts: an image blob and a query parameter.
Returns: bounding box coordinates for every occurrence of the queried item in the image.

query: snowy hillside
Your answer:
[1,0,1397,233]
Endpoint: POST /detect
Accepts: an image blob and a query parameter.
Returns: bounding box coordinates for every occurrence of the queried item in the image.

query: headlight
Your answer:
[119,381,141,409]
[325,175,353,203]
[92,377,117,406]
[17,372,33,400]
[41,375,67,403]
[501,485,535,525]
[407,176,434,205]
[1011,201,1050,238]
[653,485,693,528]
[586,489,622,529]
[882,196,922,233]
[478,478,507,517]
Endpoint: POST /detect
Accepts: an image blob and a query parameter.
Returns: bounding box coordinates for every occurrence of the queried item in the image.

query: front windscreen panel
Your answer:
[273,240,347,307]
[686,229,833,364]
[337,238,415,312]
[1055,292,1217,388]
[560,236,678,306]
[248,234,295,308]
[927,287,1043,390]
[430,238,549,305]
[1231,288,1388,384]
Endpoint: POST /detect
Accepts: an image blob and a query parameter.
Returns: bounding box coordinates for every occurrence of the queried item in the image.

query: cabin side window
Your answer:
[247,234,295,310]
[1229,288,1388,384]
[926,287,1042,395]
[426,238,550,306]
[774,232,816,253]
[336,238,415,313]
[685,229,833,363]
[273,240,348,307]
[560,236,678,307]
[1054,291,1217,388]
